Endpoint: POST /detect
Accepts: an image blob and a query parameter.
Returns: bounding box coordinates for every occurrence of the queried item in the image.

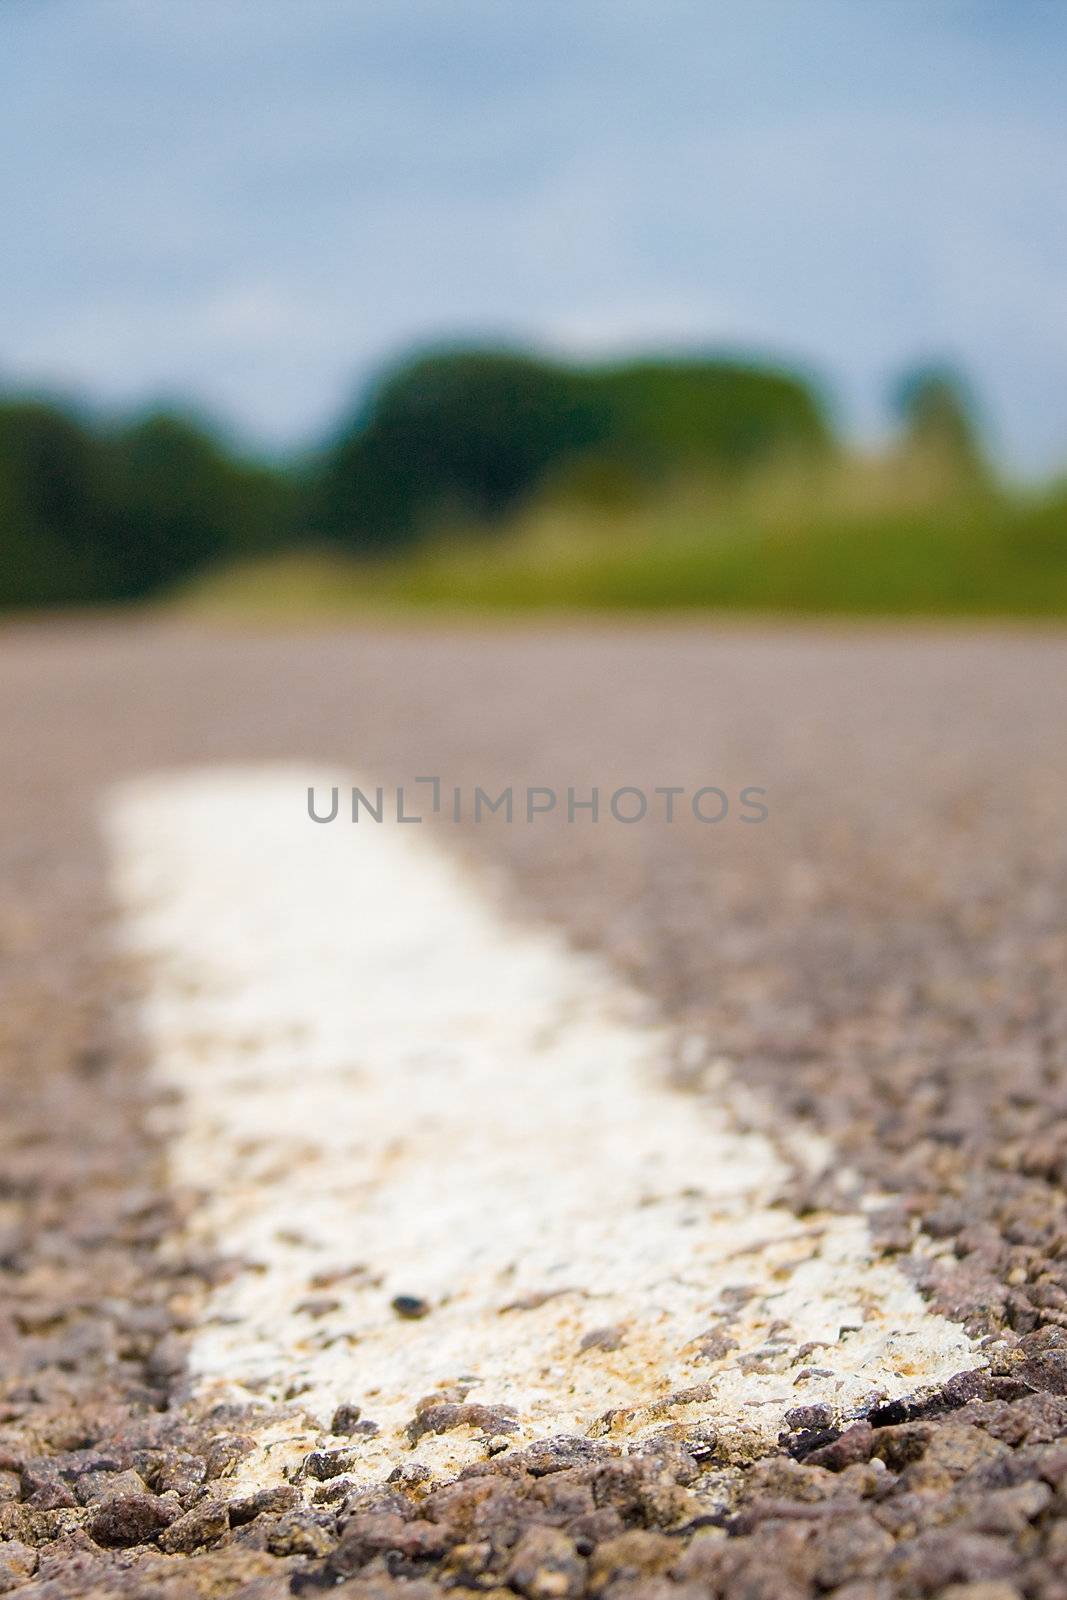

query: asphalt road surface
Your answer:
[2,618,1067,1600]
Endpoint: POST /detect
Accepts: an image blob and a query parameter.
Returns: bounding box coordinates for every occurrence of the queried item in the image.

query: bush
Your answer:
[314,347,834,551]
[0,399,296,607]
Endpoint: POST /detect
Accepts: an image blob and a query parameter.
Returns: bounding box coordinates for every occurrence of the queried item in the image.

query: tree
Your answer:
[0,400,106,604]
[94,413,262,596]
[314,348,610,551]
[0,399,297,608]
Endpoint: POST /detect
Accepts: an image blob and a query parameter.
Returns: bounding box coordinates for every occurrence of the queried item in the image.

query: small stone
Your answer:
[387,1462,432,1489]
[1017,1326,1067,1395]
[158,1498,230,1553]
[229,1483,299,1525]
[514,1436,613,1476]
[331,1402,364,1435]
[692,1329,738,1362]
[266,1509,336,1559]
[407,1401,519,1445]
[203,1434,255,1480]
[75,1468,149,1507]
[27,1480,78,1511]
[813,1514,895,1588]
[145,1332,186,1381]
[0,1541,37,1592]
[341,1486,412,1520]
[392,1294,431,1320]
[89,1492,180,1548]
[507,1526,586,1600]
[328,1511,447,1576]
[304,1447,357,1481]
[27,1531,101,1592]
[443,1540,493,1585]
[886,1531,1016,1591]
[155,1452,207,1498]
[294,1296,342,1318]
[578,1325,625,1354]
[805,1420,874,1471]
[313,1476,356,1505]
[965,1482,1052,1535]
[589,1531,675,1592]
[785,1403,834,1431]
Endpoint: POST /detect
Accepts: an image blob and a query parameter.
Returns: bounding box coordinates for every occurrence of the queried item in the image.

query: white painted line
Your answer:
[107,767,978,1488]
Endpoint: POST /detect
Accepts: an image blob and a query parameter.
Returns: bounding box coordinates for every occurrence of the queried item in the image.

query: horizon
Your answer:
[0,337,994,475]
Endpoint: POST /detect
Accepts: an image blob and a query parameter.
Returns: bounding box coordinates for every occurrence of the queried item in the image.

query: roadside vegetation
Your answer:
[2,346,1065,617]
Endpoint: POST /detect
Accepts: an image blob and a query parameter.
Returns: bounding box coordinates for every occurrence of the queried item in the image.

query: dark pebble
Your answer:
[330,1403,364,1435]
[392,1294,431,1320]
[89,1492,180,1548]
[304,1448,358,1481]
[229,1483,299,1525]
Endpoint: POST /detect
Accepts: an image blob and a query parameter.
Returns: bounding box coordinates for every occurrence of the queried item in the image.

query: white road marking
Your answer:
[107,767,978,1488]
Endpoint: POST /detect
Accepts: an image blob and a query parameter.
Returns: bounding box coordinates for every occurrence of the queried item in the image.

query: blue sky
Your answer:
[3,0,1066,471]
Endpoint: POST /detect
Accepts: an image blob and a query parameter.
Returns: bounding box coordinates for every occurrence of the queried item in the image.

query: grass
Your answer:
[179,463,1067,621]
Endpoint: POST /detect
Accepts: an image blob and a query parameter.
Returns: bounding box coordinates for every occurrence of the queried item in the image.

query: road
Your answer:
[1,618,1066,1599]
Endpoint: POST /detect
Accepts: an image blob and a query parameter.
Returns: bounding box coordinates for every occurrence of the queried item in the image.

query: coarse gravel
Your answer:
[1,617,1066,1599]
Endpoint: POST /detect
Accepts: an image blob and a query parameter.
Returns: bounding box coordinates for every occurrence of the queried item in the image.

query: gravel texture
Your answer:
[1,617,1066,1598]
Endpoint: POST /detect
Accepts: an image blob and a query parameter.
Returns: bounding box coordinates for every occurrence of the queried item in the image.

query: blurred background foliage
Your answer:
[2,345,1065,616]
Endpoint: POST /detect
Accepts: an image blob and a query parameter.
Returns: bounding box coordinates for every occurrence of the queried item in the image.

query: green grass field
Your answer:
[182,468,1067,620]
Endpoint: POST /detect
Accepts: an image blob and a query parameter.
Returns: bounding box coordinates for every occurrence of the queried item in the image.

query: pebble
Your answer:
[391,1294,431,1319]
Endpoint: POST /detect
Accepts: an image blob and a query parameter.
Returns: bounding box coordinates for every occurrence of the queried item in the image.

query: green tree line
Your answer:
[0,347,991,608]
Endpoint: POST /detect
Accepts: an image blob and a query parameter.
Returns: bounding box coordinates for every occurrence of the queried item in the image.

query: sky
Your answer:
[2,0,1066,473]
